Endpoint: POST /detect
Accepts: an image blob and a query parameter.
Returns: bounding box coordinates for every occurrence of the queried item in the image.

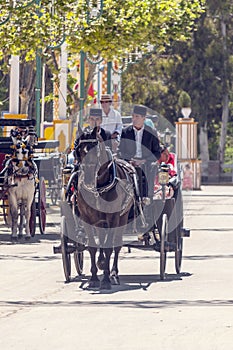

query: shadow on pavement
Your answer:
[0,232,60,245]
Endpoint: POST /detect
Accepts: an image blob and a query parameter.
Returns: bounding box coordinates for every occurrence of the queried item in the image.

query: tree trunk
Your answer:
[217,17,229,168]
[199,122,209,178]
[218,93,229,166]
[19,60,36,116]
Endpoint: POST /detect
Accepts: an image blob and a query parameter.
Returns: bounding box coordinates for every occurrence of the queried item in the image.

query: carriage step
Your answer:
[181,228,190,237]
[153,241,177,252]
[124,241,177,252]
[53,245,61,254]
[53,244,77,254]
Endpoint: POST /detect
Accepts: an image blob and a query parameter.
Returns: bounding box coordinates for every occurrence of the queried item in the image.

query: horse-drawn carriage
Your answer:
[0,118,48,239]
[54,127,190,288]
[33,140,62,206]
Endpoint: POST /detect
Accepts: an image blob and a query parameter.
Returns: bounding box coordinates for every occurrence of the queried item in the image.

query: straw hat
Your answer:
[100,94,112,103]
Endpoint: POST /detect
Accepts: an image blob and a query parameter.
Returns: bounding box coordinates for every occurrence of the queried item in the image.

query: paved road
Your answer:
[0,186,232,350]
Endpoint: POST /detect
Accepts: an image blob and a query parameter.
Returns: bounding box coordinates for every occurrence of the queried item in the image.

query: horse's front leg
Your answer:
[24,200,32,240]
[87,246,100,289]
[18,203,25,238]
[100,247,113,290]
[97,248,105,270]
[9,196,18,240]
[110,246,121,285]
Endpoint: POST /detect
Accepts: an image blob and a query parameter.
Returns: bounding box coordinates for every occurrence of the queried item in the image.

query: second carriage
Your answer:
[0,118,60,237]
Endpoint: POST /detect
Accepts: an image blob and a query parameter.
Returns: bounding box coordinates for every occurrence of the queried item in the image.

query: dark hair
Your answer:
[160,144,167,153]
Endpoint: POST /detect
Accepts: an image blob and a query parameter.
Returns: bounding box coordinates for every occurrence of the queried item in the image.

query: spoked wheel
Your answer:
[175,235,183,274]
[38,177,46,234]
[29,199,36,237]
[61,216,71,282]
[2,198,10,226]
[74,248,84,275]
[160,213,168,280]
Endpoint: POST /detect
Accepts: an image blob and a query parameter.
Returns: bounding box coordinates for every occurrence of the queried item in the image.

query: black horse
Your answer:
[74,127,135,289]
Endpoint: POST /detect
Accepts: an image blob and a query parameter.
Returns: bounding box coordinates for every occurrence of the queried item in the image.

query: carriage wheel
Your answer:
[38,177,46,234]
[60,187,66,202]
[2,198,10,226]
[160,213,168,280]
[61,216,71,282]
[74,249,84,275]
[175,188,184,274]
[29,199,36,237]
[175,236,183,274]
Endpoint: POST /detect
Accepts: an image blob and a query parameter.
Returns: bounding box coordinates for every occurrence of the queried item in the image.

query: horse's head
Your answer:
[75,128,99,163]
[75,127,108,188]
[10,131,32,175]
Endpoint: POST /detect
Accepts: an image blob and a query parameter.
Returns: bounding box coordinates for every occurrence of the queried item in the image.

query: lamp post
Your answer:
[79,0,104,126]
[107,62,112,94]
[79,50,86,127]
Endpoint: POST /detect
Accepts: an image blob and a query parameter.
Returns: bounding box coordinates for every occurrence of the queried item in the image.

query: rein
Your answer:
[77,136,118,196]
[79,157,118,196]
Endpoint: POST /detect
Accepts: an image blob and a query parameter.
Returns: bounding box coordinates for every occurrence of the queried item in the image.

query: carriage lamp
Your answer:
[164,128,172,147]
[158,163,170,185]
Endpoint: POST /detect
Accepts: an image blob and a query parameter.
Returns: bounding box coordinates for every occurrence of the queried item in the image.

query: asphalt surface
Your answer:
[0,185,232,350]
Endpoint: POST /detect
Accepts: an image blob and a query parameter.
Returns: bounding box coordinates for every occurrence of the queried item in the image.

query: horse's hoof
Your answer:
[110,275,120,285]
[11,236,18,242]
[97,259,105,270]
[18,234,23,239]
[87,280,100,289]
[25,236,31,241]
[100,280,112,290]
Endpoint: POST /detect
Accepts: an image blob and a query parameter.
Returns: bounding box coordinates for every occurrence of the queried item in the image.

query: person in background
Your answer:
[144,116,154,129]
[158,145,177,177]
[182,163,193,190]
[100,94,123,150]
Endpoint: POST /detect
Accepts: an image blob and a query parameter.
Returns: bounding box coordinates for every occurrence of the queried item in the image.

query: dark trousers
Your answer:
[135,162,156,198]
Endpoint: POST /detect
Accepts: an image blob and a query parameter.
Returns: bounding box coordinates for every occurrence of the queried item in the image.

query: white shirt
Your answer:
[133,126,144,158]
[101,106,123,135]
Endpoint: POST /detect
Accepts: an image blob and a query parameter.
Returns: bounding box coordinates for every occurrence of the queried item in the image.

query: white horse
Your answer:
[5,130,37,240]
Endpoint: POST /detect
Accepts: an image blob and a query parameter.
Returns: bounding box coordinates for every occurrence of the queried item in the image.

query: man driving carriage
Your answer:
[119,105,161,202]
[65,108,112,198]
[118,105,161,232]
[74,108,111,149]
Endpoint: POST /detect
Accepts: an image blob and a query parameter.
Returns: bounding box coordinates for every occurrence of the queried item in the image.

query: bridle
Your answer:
[76,136,117,195]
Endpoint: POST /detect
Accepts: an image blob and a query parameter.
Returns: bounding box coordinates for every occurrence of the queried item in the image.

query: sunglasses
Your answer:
[100,101,111,104]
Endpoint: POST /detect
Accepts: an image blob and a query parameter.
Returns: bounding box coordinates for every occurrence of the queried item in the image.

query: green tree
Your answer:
[0,0,204,119]
[0,1,204,60]
[122,0,233,178]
